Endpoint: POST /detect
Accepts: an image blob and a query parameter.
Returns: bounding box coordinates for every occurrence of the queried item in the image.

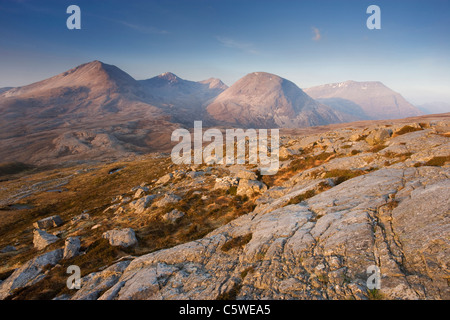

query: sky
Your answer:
[0,0,449,104]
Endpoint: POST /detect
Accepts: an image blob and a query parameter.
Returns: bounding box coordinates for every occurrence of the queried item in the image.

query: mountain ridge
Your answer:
[206,72,344,128]
[304,80,423,120]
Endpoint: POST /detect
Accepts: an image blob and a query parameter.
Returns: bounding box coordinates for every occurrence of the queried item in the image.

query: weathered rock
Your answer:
[186,171,205,179]
[133,187,149,199]
[80,167,449,300]
[365,128,393,146]
[162,209,185,223]
[0,249,63,299]
[71,213,90,224]
[70,261,131,300]
[154,193,181,208]
[156,173,173,185]
[130,195,156,214]
[33,229,59,250]
[63,237,81,259]
[214,177,238,190]
[33,215,63,229]
[236,169,258,180]
[102,228,138,248]
[236,179,267,197]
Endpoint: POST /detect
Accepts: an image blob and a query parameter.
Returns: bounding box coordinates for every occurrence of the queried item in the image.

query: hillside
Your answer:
[0,114,448,300]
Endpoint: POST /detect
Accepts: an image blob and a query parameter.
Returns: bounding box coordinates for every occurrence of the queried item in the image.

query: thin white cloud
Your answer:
[216,36,258,54]
[118,21,169,35]
[312,27,321,41]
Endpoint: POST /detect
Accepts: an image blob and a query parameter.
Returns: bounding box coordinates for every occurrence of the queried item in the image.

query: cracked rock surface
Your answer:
[91,166,449,300]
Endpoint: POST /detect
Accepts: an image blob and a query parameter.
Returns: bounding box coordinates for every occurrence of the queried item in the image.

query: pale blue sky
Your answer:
[0,0,449,104]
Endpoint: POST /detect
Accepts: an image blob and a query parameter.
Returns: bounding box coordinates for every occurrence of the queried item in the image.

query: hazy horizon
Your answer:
[1,0,449,105]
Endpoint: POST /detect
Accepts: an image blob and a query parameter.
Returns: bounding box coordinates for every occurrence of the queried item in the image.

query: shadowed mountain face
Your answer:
[139,72,228,125]
[0,61,177,165]
[0,61,230,165]
[304,80,423,120]
[0,87,13,94]
[206,72,344,128]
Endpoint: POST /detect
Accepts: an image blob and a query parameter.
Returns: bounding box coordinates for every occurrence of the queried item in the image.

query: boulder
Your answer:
[33,229,59,250]
[236,169,258,180]
[102,228,138,248]
[154,193,181,208]
[162,209,185,223]
[156,173,173,185]
[33,215,63,229]
[133,187,149,199]
[130,195,157,214]
[365,128,393,146]
[236,179,268,197]
[63,237,81,259]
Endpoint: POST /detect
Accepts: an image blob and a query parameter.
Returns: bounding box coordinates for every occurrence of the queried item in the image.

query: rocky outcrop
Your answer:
[0,249,63,299]
[1,117,448,301]
[70,261,131,300]
[237,179,268,197]
[91,166,449,300]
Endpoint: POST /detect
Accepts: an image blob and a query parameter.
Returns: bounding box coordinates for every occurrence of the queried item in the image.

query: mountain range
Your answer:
[0,61,430,165]
[304,80,423,120]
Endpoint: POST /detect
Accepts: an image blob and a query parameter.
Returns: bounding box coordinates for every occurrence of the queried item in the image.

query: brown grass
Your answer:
[323,169,368,185]
[216,282,243,300]
[415,156,450,167]
[221,233,253,252]
[394,125,423,136]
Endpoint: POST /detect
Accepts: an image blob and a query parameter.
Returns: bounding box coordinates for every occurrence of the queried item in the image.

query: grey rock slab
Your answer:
[0,249,63,299]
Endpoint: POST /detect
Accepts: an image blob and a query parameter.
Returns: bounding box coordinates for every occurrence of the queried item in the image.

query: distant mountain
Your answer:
[0,87,13,94]
[139,72,227,125]
[417,101,450,115]
[206,72,344,128]
[304,80,423,120]
[0,61,175,164]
